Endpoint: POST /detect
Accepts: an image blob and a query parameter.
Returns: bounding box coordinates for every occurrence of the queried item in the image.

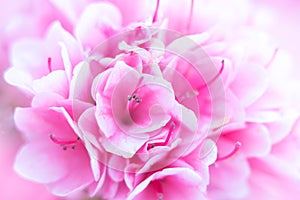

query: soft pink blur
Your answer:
[251,0,300,110]
[1,0,300,200]
[0,130,60,200]
[0,0,62,199]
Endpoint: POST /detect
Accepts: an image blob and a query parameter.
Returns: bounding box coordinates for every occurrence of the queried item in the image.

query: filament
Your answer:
[185,0,194,33]
[48,57,52,72]
[147,122,175,150]
[216,141,241,162]
[197,60,224,90]
[49,134,80,150]
[152,0,160,23]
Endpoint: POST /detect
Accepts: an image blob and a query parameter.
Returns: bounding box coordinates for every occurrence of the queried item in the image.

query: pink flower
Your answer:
[14,101,94,196]
[6,1,221,199]
[191,3,300,200]
[3,0,300,199]
[0,1,73,198]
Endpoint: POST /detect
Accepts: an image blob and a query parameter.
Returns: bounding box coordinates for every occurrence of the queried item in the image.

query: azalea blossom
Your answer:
[2,0,300,200]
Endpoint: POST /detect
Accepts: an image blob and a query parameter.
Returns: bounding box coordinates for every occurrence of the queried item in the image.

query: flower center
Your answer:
[49,134,81,150]
[147,121,175,150]
[216,141,241,162]
[128,93,142,103]
[126,82,169,127]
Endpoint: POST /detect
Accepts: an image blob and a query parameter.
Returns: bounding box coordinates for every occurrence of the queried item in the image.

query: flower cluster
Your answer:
[3,0,300,199]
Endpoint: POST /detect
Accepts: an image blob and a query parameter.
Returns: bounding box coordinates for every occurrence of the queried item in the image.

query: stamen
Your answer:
[128,93,142,103]
[153,180,164,200]
[178,90,199,102]
[128,78,144,104]
[185,0,194,33]
[147,122,175,150]
[265,48,278,68]
[48,57,52,72]
[197,60,224,90]
[216,141,241,162]
[157,193,163,200]
[152,0,160,23]
[135,97,142,103]
[49,134,80,150]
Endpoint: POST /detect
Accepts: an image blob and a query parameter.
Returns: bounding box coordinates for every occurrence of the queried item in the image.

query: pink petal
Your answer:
[46,145,94,196]
[266,110,298,143]
[31,92,65,108]
[45,21,82,71]
[78,107,101,150]
[228,124,271,157]
[88,162,107,197]
[32,70,69,98]
[223,90,246,132]
[246,158,300,200]
[108,155,126,182]
[128,168,206,200]
[4,67,34,93]
[14,142,69,184]
[230,63,268,107]
[109,0,153,25]
[75,2,122,49]
[208,151,250,199]
[9,38,47,78]
[14,107,76,140]
[70,61,104,103]
[246,109,281,123]
[49,0,87,23]
[96,175,119,200]
[100,133,148,159]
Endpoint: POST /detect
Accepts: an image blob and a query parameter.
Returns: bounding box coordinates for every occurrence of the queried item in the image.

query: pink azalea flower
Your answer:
[3,0,300,199]
[5,1,220,199]
[14,101,94,196]
[205,1,300,199]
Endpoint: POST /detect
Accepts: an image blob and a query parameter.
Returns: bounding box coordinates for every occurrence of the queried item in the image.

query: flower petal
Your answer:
[230,63,268,107]
[128,167,206,200]
[46,145,94,196]
[228,124,271,157]
[14,142,68,184]
[75,2,122,49]
[32,70,68,98]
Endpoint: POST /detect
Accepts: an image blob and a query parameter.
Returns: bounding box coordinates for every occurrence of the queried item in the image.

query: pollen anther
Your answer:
[128,93,142,103]
[147,122,175,150]
[49,134,80,151]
